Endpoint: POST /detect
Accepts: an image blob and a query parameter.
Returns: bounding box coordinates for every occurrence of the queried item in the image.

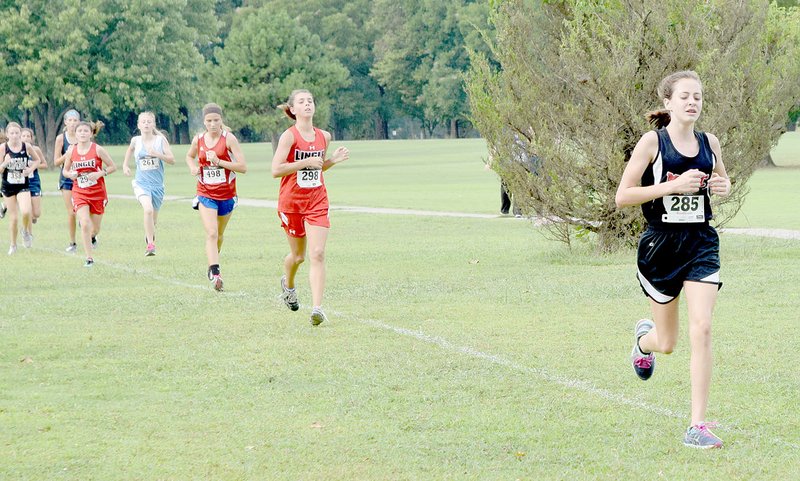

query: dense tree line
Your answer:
[0,0,492,161]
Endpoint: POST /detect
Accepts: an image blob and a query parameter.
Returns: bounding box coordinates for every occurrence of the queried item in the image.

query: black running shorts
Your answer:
[636,224,721,304]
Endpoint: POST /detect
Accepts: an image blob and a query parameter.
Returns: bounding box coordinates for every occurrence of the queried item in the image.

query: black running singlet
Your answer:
[640,129,716,228]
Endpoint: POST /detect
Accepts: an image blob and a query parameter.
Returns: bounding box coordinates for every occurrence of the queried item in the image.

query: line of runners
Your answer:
[1,90,349,327]
[2,73,732,449]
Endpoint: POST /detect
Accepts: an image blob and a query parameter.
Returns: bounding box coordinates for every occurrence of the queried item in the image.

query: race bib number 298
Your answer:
[297,169,321,188]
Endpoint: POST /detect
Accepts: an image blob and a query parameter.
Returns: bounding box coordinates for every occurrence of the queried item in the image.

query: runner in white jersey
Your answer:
[123,112,175,256]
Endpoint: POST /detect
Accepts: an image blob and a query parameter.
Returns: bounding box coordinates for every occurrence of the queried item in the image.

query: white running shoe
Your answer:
[8,244,16,256]
[65,243,78,254]
[310,307,328,326]
[21,230,32,248]
[281,276,299,311]
[207,268,224,291]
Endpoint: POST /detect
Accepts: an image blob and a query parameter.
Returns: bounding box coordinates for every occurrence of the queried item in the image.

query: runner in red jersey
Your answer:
[272,89,349,326]
[185,103,247,291]
[61,121,117,267]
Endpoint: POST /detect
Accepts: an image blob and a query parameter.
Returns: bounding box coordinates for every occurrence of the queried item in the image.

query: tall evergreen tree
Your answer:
[209,7,349,147]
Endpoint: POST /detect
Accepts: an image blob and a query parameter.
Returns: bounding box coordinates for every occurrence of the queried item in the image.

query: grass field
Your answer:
[1,135,799,480]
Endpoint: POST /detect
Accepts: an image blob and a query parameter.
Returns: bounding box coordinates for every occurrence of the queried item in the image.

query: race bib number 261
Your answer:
[139,156,160,171]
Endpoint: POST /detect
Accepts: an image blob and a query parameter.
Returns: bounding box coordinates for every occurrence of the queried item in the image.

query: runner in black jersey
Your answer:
[0,122,44,254]
[616,71,731,449]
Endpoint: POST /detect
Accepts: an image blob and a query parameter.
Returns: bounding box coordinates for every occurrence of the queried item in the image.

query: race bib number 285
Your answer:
[662,195,704,223]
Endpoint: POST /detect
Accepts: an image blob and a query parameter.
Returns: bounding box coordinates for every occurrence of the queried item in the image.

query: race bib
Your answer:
[202,166,225,185]
[662,195,705,223]
[139,156,160,171]
[77,174,97,189]
[297,168,322,188]
[7,171,25,185]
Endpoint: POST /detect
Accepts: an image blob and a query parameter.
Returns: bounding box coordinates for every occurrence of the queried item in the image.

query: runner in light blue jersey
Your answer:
[123,112,175,256]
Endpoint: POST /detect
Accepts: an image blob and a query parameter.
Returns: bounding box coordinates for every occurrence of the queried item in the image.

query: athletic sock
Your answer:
[637,335,652,355]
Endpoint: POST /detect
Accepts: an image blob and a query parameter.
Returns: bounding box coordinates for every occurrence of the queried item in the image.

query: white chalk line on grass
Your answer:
[36,240,681,419]
[35,245,248,297]
[349,315,684,419]
[32,194,799,448]
[29,244,799,449]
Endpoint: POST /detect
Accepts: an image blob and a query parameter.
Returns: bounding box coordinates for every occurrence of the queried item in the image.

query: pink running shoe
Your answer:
[631,319,655,380]
[684,422,723,449]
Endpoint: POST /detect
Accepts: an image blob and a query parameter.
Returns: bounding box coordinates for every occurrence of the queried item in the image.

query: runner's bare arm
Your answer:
[271,130,322,178]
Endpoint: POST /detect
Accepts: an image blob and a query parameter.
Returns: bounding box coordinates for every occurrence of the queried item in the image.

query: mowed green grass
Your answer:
[94,138,500,214]
[1,137,799,480]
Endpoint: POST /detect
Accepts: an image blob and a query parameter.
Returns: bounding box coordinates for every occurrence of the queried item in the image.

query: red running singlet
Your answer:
[70,143,107,204]
[278,126,328,213]
[196,131,237,200]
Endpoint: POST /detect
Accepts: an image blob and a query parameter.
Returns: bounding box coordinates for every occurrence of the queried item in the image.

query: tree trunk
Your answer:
[373,112,388,139]
[760,153,777,168]
[333,119,345,141]
[450,118,459,138]
[33,103,63,167]
[787,121,797,132]
[271,132,280,154]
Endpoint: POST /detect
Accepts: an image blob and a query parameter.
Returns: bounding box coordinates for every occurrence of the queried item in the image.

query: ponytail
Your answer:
[646,70,702,129]
[77,120,104,137]
[278,89,312,121]
[278,103,295,120]
[645,109,671,129]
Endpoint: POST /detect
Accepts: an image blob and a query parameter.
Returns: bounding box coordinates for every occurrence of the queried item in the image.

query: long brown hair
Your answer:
[76,120,105,137]
[201,103,232,133]
[277,89,312,120]
[645,70,702,129]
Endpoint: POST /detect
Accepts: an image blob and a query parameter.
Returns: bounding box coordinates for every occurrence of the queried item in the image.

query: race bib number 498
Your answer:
[202,166,225,185]
[297,168,321,188]
[662,195,704,223]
